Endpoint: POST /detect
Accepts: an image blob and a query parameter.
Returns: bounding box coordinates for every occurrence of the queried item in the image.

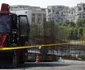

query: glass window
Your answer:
[48,9,51,12]
[78,7,82,11]
[0,15,11,33]
[83,7,85,10]
[19,16,29,36]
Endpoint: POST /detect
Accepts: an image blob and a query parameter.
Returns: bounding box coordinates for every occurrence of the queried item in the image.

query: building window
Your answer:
[38,14,41,17]
[56,12,59,14]
[83,4,85,6]
[32,17,35,23]
[52,18,54,20]
[52,9,54,13]
[43,14,46,18]
[78,7,82,11]
[48,9,51,12]
[32,13,35,17]
[83,7,85,10]
[61,12,63,16]
[79,16,81,18]
[41,9,45,11]
[71,12,73,14]
[83,16,85,18]
[56,20,58,22]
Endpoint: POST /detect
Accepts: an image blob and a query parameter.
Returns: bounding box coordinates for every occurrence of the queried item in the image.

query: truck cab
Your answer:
[0,3,30,67]
[0,5,30,47]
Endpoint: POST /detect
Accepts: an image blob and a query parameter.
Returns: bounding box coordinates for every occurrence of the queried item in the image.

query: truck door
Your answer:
[18,15,30,46]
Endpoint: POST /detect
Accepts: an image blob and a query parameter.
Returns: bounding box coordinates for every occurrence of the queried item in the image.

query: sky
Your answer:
[0,0,85,8]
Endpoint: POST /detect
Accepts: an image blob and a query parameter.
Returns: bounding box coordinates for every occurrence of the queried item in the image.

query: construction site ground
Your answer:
[0,60,85,70]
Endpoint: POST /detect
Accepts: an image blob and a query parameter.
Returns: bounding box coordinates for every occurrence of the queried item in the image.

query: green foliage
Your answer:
[76,19,85,40]
[30,24,39,37]
[57,21,77,40]
[57,18,85,40]
[58,26,70,40]
[29,18,85,41]
[73,28,78,40]
[76,19,85,27]
[61,21,75,27]
[62,21,69,26]
[69,22,76,27]
[79,27,83,36]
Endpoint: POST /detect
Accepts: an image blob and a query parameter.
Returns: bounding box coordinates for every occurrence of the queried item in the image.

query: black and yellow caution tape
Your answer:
[0,41,85,51]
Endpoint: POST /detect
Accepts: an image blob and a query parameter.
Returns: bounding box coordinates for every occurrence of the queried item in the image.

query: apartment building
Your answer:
[46,3,85,23]
[10,3,85,24]
[76,3,85,21]
[46,5,69,23]
[10,5,46,24]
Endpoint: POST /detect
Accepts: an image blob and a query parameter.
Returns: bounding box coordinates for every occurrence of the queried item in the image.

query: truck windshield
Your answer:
[0,15,11,33]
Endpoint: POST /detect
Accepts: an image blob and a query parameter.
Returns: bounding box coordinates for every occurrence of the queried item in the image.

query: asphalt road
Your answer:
[0,60,85,70]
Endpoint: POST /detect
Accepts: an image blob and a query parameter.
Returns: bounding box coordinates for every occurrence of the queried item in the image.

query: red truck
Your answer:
[0,3,30,67]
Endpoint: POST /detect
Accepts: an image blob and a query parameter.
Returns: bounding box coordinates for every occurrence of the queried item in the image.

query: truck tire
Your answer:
[19,55,24,64]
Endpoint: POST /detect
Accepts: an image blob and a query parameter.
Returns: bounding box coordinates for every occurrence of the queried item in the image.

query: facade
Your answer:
[31,7,46,24]
[76,3,85,21]
[10,5,46,24]
[10,3,85,24]
[46,5,69,23]
[67,7,76,23]
[46,3,85,23]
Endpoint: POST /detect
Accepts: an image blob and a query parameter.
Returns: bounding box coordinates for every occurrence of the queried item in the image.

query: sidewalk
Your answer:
[63,59,85,65]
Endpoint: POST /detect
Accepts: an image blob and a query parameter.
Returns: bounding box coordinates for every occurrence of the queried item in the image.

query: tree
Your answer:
[69,22,76,27]
[78,27,83,39]
[76,19,85,27]
[74,28,78,40]
[62,21,69,26]
[69,30,75,40]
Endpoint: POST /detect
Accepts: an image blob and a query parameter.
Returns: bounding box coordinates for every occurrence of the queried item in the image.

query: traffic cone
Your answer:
[35,54,40,63]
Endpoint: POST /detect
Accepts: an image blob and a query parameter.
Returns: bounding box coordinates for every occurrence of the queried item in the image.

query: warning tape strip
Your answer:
[0,41,85,51]
[0,46,37,51]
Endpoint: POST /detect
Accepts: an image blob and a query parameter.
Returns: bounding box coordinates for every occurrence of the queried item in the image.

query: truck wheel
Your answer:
[19,56,24,64]
[12,53,18,68]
